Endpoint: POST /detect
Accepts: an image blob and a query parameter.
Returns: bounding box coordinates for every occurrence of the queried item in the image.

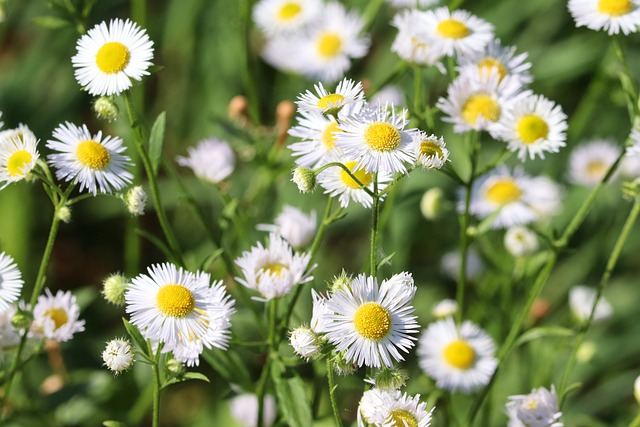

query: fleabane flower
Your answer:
[504,226,539,257]
[391,9,444,66]
[72,18,154,96]
[569,285,613,323]
[568,139,621,187]
[257,205,317,249]
[457,38,533,85]
[317,159,392,208]
[30,289,85,342]
[417,317,497,393]
[568,0,640,35]
[253,0,322,35]
[322,272,420,368]
[102,338,134,374]
[177,137,235,184]
[421,7,494,57]
[0,125,39,188]
[412,132,449,169]
[47,122,133,195]
[0,252,23,313]
[296,78,365,117]
[506,385,563,427]
[358,388,434,427]
[235,233,314,300]
[288,111,344,168]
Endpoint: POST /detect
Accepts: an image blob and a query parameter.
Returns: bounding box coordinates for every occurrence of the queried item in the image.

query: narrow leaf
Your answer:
[271,358,312,427]
[32,16,70,29]
[514,326,575,349]
[149,112,166,177]
[122,318,149,357]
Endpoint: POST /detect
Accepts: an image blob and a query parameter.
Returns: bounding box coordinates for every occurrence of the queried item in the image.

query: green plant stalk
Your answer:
[327,358,343,427]
[258,300,278,427]
[613,37,640,119]
[559,197,640,405]
[149,341,162,427]
[413,66,425,129]
[370,175,380,277]
[314,162,376,198]
[629,411,640,427]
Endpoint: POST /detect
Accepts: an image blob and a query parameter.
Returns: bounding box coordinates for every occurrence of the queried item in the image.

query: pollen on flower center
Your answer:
[317,32,342,58]
[388,410,419,427]
[278,2,302,21]
[364,122,402,152]
[96,41,130,74]
[45,308,69,330]
[443,338,476,369]
[317,94,345,109]
[353,302,391,341]
[516,114,549,144]
[436,19,470,39]
[479,57,507,80]
[7,150,33,177]
[420,141,444,159]
[322,121,342,150]
[261,262,288,277]
[598,0,632,16]
[156,284,196,318]
[340,161,372,189]
[486,178,522,205]
[586,160,608,177]
[76,140,111,170]
[462,94,501,125]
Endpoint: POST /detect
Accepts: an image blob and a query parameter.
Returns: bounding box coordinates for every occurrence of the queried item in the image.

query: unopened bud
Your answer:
[432,299,458,319]
[635,375,640,404]
[102,274,129,306]
[56,206,71,223]
[329,270,352,293]
[289,327,321,360]
[166,358,185,377]
[505,226,538,257]
[331,351,357,376]
[276,100,296,146]
[11,308,33,330]
[228,95,250,123]
[125,186,147,216]
[93,97,119,122]
[530,298,550,322]
[371,368,408,391]
[420,188,445,220]
[291,167,316,193]
[102,338,134,375]
[576,341,596,364]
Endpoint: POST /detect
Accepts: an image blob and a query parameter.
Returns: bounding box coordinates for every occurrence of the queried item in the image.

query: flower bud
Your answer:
[11,308,33,330]
[289,327,321,360]
[292,167,316,193]
[504,226,538,257]
[420,188,445,220]
[125,186,147,216]
[165,358,185,377]
[371,368,408,391]
[102,274,129,306]
[93,97,119,122]
[56,206,72,223]
[432,299,458,319]
[331,351,357,376]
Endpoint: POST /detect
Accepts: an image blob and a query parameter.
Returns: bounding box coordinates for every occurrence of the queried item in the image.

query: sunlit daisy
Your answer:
[322,272,420,368]
[506,385,563,427]
[569,285,613,323]
[421,7,494,57]
[495,94,568,161]
[102,338,135,374]
[296,77,365,117]
[235,233,314,300]
[253,0,321,35]
[568,0,640,35]
[417,317,497,393]
[30,289,85,342]
[72,18,154,96]
[177,137,235,184]
[568,139,621,187]
[317,158,392,208]
[0,126,40,188]
[412,132,449,169]
[457,38,532,85]
[47,122,133,195]
[0,252,23,313]
[288,110,344,168]
[391,9,444,66]
[358,388,433,427]
[257,205,317,249]
[468,167,562,229]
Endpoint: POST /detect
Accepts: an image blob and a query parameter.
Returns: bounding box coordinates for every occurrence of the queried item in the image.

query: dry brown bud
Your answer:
[228,95,250,123]
[530,298,550,322]
[276,100,296,146]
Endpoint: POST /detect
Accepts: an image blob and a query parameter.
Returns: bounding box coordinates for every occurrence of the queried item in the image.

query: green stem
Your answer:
[370,175,380,277]
[314,162,376,198]
[257,300,278,427]
[149,341,162,427]
[327,359,343,427]
[629,411,640,427]
[613,37,639,120]
[413,66,424,129]
[368,62,409,98]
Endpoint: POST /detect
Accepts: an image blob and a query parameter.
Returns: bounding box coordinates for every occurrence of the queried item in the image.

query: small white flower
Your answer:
[569,285,613,323]
[31,289,85,342]
[457,38,532,85]
[317,159,392,208]
[506,385,563,427]
[358,388,434,427]
[258,205,317,249]
[386,0,439,8]
[0,252,24,313]
[177,138,235,184]
[504,226,539,257]
[288,111,344,168]
[0,125,40,188]
[412,132,449,169]
[370,85,405,107]
[568,139,621,187]
[432,299,458,319]
[296,78,365,117]
[391,9,444,66]
[568,0,640,35]
[421,7,494,57]
[253,0,322,35]
[634,375,640,404]
[125,185,147,216]
[310,289,331,334]
[290,326,322,360]
[229,394,277,427]
[102,338,134,374]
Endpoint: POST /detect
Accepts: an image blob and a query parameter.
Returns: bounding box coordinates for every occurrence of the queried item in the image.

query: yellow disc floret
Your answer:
[479,57,507,80]
[322,121,342,150]
[340,161,372,189]
[45,308,69,330]
[586,160,608,177]
[278,2,302,21]
[485,178,522,205]
[364,122,402,152]
[516,115,549,144]
[388,410,419,427]
[443,339,476,370]
[462,94,501,125]
[261,262,288,277]
[156,284,196,318]
[436,19,470,39]
[96,41,130,74]
[353,302,391,341]
[419,141,444,159]
[317,32,342,58]
[7,150,32,177]
[317,94,345,110]
[76,140,111,170]
[598,0,632,16]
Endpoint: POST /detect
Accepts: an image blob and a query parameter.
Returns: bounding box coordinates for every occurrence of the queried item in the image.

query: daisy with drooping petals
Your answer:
[358,388,433,427]
[568,139,621,187]
[30,289,85,342]
[0,127,39,189]
[288,110,344,168]
[412,132,449,169]
[296,78,365,117]
[391,9,444,66]
[0,252,23,313]
[457,38,533,85]
[177,137,235,184]
[72,18,154,96]
[495,94,568,161]
[47,122,133,195]
[422,7,494,57]
[568,0,640,35]
[417,317,497,393]
[253,0,321,35]
[506,385,563,427]
[322,272,420,368]
[317,158,392,208]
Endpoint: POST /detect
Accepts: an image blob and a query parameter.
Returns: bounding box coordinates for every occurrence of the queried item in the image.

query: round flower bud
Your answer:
[102,338,134,374]
[125,186,147,216]
[504,226,539,257]
[289,327,321,360]
[56,206,72,223]
[331,351,357,376]
[102,274,129,306]
[291,167,316,193]
[634,375,640,405]
[576,341,596,364]
[329,270,352,293]
[165,358,185,377]
[11,308,33,330]
[371,368,408,391]
[420,188,445,220]
[93,97,119,122]
[432,299,458,319]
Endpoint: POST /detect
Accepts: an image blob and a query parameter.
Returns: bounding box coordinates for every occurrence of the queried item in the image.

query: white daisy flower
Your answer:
[437,68,528,136]
[387,0,439,9]
[0,304,21,350]
[0,252,24,313]
[125,264,235,349]
[457,38,533,85]
[468,167,562,229]
[30,289,85,342]
[568,139,621,187]
[176,137,235,184]
[102,338,135,374]
[317,159,392,208]
[506,385,563,427]
[261,32,308,75]
[495,94,568,161]
[504,226,539,257]
[235,233,314,300]
[229,394,277,427]
[421,7,494,58]
[432,299,458,319]
[358,388,433,427]
[568,0,640,35]
[391,9,444,66]
[253,0,322,35]
[310,289,331,333]
[322,272,420,368]
[72,19,153,96]
[296,2,370,82]
[417,317,497,393]
[296,78,365,117]
[412,132,449,169]
[0,125,40,188]
[290,326,322,360]
[288,110,344,168]
[569,285,613,323]
[46,122,133,195]
[257,205,317,249]
[336,105,418,174]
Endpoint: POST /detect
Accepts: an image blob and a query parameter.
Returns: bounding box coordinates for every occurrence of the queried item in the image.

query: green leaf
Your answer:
[103,421,128,427]
[271,358,312,427]
[122,318,149,358]
[514,326,575,349]
[149,112,166,177]
[161,372,210,389]
[202,348,253,391]
[199,248,225,271]
[32,16,71,29]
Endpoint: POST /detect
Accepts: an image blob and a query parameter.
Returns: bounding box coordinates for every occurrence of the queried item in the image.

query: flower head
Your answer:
[102,338,134,374]
[504,226,539,257]
[569,285,613,324]
[568,139,620,187]
[569,0,640,35]
[253,0,322,35]
[125,185,148,216]
[30,289,85,342]
[177,138,235,184]
[296,78,365,117]
[358,388,433,427]
[0,125,40,188]
[290,326,322,360]
[317,159,392,208]
[421,7,494,57]
[412,132,449,169]
[506,385,563,427]
[258,205,317,249]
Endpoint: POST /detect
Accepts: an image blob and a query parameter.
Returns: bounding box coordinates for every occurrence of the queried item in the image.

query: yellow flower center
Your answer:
[277,2,302,21]
[364,122,402,152]
[485,178,522,205]
[317,93,345,110]
[353,302,391,341]
[7,150,32,177]
[261,262,288,277]
[598,0,632,16]
[443,339,476,369]
[45,308,69,330]
[462,94,501,125]
[478,57,507,80]
[96,41,130,74]
[322,121,342,150]
[419,140,444,159]
[76,140,111,170]
[526,400,538,410]
[340,161,372,189]
[156,284,196,318]
[388,410,419,427]
[516,114,549,144]
[586,160,608,177]
[436,19,470,39]
[317,32,342,58]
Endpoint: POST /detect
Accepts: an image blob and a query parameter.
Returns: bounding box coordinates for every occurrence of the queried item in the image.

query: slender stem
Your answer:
[326,358,343,427]
[150,341,162,427]
[613,37,639,120]
[629,411,640,427]
[257,300,278,427]
[370,175,380,277]
[314,162,376,198]
[368,62,409,98]
[413,66,425,129]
